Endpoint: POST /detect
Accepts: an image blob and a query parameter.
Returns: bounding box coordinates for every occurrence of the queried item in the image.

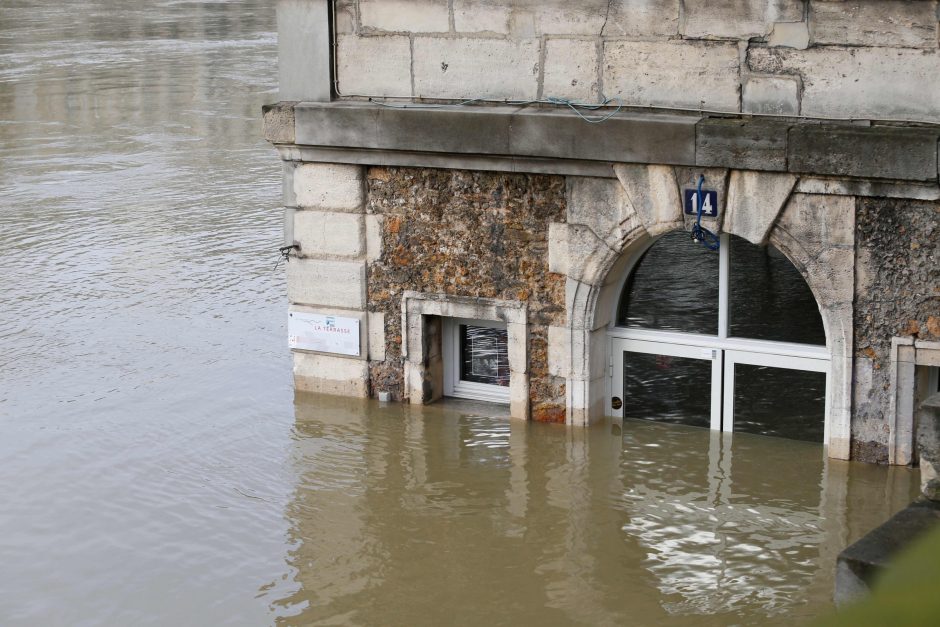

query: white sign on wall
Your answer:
[288,311,361,357]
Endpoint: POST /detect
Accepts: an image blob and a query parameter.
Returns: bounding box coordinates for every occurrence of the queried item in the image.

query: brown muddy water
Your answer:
[0,1,921,625]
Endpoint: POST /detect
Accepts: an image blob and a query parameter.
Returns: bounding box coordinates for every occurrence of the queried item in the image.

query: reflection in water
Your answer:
[280,396,918,626]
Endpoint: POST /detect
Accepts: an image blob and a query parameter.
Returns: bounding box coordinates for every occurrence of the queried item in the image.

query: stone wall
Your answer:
[365,166,568,422]
[333,0,940,123]
[853,197,940,462]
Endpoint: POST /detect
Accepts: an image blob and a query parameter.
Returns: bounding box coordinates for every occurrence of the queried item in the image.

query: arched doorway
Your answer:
[608,231,830,443]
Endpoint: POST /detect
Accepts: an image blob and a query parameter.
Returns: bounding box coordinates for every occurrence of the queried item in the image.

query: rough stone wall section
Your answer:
[332,0,940,123]
[853,197,940,463]
[365,166,567,422]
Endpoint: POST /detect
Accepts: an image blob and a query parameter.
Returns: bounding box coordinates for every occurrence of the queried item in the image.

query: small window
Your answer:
[443,318,510,404]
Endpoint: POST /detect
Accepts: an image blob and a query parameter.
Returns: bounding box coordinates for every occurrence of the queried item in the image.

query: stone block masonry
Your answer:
[283,160,373,396]
[331,0,940,124]
[364,166,568,422]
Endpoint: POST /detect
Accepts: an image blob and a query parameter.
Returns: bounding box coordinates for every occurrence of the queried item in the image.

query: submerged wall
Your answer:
[268,0,940,462]
[366,167,568,422]
[853,198,940,462]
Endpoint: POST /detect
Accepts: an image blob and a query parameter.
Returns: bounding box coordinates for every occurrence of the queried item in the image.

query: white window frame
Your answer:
[443,318,511,404]
[608,233,832,442]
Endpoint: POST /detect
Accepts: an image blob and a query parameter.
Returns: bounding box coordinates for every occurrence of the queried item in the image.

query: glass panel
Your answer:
[459,325,509,387]
[732,364,826,442]
[622,352,711,428]
[729,237,825,345]
[617,231,719,334]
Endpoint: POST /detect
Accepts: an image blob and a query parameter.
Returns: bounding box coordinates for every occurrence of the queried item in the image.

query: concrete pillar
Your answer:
[277,0,332,102]
[284,162,371,397]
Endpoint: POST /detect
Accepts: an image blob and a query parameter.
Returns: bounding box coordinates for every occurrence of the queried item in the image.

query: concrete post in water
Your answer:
[919,393,940,501]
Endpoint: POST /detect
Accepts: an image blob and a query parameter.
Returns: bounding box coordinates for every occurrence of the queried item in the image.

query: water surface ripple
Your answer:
[0,1,919,625]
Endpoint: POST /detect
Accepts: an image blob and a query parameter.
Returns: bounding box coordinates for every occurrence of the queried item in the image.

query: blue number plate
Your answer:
[683,189,719,217]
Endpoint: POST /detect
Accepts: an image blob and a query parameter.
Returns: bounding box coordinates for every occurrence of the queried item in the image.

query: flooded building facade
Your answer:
[265,0,940,462]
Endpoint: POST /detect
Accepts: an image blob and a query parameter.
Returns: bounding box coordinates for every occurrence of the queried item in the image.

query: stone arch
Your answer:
[559,165,852,458]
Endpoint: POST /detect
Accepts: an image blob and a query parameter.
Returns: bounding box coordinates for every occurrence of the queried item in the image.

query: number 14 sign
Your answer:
[683,188,719,218]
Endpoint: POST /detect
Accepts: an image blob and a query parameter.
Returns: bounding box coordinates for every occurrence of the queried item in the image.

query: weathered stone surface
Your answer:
[286,102,939,184]
[811,1,939,49]
[453,0,511,34]
[767,20,809,49]
[796,177,940,202]
[332,0,356,34]
[277,0,330,101]
[563,224,619,286]
[365,213,383,262]
[510,109,698,165]
[294,351,369,397]
[853,197,940,462]
[287,258,367,309]
[683,0,803,39]
[542,38,598,102]
[527,323,565,422]
[603,0,680,37]
[788,126,940,182]
[359,0,449,33]
[522,1,608,36]
[566,176,639,249]
[604,40,741,111]
[413,37,540,100]
[724,170,797,245]
[547,222,568,275]
[296,102,518,156]
[748,46,940,123]
[742,76,800,116]
[547,325,570,377]
[282,162,297,208]
[366,167,566,411]
[368,311,385,361]
[613,164,683,237]
[262,102,295,145]
[293,162,365,212]
[336,34,412,97]
[695,117,789,171]
[293,210,364,258]
[773,192,855,249]
[283,207,295,247]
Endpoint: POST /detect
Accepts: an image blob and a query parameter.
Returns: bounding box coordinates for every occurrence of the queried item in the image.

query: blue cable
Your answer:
[691,175,720,251]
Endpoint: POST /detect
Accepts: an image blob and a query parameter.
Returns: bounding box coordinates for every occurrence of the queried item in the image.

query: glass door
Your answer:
[722,350,829,443]
[609,232,832,444]
[611,338,722,431]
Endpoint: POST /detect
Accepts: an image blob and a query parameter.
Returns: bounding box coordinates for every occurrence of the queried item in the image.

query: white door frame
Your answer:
[606,233,832,444]
[611,337,722,431]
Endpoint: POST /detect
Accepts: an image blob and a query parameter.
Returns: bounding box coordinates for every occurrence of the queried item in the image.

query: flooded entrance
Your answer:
[0,0,921,624]
[281,396,918,626]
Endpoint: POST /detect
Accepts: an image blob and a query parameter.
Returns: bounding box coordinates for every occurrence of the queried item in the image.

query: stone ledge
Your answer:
[789,126,940,182]
[835,498,940,606]
[265,101,940,183]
